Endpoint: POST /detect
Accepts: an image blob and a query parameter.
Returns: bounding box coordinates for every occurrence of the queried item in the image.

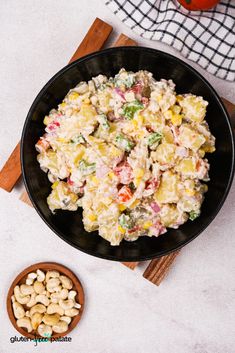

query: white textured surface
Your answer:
[0,1,235,352]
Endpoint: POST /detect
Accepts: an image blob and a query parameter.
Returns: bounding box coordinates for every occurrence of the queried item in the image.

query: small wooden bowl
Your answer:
[7,262,85,339]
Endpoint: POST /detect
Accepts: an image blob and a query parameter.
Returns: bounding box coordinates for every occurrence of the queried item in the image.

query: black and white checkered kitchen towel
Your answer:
[106,0,235,81]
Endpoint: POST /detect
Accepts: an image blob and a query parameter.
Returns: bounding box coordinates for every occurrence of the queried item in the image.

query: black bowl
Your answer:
[21,47,235,261]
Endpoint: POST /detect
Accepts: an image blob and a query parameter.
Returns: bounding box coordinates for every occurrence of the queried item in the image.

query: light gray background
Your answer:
[0,1,235,353]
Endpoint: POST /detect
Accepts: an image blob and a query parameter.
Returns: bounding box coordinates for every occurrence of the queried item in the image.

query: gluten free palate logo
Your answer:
[10,333,72,346]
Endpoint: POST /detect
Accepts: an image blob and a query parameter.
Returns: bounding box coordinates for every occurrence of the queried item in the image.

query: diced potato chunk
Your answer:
[178,125,206,151]
[154,171,180,203]
[175,158,197,178]
[159,204,187,228]
[179,94,208,123]
[152,143,176,165]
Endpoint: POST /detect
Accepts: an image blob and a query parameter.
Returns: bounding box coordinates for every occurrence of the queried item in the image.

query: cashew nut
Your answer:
[59,276,73,290]
[74,302,81,309]
[20,284,35,295]
[34,281,45,294]
[12,302,25,319]
[46,278,60,293]
[42,313,60,326]
[51,289,68,303]
[59,299,74,310]
[37,324,52,338]
[47,303,64,316]
[35,294,50,306]
[68,290,77,300]
[68,291,81,308]
[64,308,79,317]
[28,272,37,279]
[26,272,37,285]
[26,311,30,317]
[26,278,34,285]
[52,320,68,334]
[53,285,62,292]
[45,270,60,282]
[17,317,32,333]
[11,295,16,303]
[31,312,43,330]
[60,316,72,325]
[37,269,45,282]
[29,304,46,316]
[14,286,30,305]
[26,293,37,308]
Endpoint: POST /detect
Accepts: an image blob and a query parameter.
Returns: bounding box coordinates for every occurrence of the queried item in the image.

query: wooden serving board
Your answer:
[1,18,235,286]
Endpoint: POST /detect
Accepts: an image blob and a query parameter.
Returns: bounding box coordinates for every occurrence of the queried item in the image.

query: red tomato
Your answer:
[117,186,133,203]
[177,0,220,10]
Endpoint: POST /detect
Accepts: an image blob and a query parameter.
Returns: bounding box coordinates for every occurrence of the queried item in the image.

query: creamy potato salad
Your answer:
[36,69,215,245]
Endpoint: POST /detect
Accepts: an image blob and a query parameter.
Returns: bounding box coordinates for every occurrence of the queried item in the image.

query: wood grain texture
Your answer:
[114,33,137,47]
[19,190,33,207]
[0,18,112,194]
[69,18,112,63]
[0,142,21,192]
[122,262,139,270]
[7,262,85,339]
[143,250,181,286]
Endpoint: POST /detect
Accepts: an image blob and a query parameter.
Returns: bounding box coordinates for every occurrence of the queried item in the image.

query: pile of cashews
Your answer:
[11,269,81,337]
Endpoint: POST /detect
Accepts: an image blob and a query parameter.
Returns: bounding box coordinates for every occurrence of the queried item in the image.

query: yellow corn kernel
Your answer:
[108,171,115,179]
[185,189,195,196]
[60,102,67,108]
[143,221,153,230]
[57,137,66,143]
[134,168,144,178]
[134,177,141,187]
[43,116,50,125]
[88,214,97,222]
[52,181,59,189]
[136,115,144,124]
[68,92,79,100]
[129,199,140,209]
[70,194,78,202]
[118,225,126,234]
[83,98,90,104]
[91,176,99,185]
[132,120,138,128]
[171,114,182,126]
[176,95,183,102]
[118,204,127,211]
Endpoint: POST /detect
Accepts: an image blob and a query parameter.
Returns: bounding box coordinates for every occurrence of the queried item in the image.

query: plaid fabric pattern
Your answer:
[106,0,235,81]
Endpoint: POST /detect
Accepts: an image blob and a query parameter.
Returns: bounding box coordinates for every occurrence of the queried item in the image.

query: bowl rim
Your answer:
[21,46,235,262]
[7,262,85,339]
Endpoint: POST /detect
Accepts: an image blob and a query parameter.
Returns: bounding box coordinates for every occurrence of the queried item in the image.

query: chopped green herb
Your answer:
[115,134,135,152]
[189,210,200,221]
[78,160,96,175]
[118,214,134,230]
[122,100,144,120]
[71,134,85,144]
[97,114,110,130]
[147,132,162,147]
